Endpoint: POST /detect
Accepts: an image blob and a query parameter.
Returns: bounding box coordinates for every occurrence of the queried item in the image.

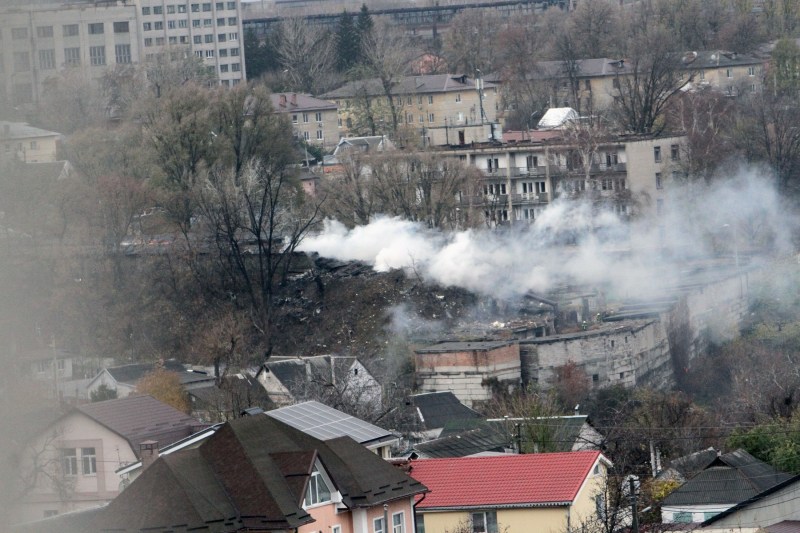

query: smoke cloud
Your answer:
[299,168,795,301]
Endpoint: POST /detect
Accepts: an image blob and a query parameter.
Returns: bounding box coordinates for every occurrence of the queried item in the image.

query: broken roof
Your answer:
[415,340,515,353]
[410,391,480,430]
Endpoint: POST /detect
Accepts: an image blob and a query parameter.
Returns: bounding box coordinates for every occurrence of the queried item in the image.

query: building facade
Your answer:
[0,0,245,107]
[270,92,339,150]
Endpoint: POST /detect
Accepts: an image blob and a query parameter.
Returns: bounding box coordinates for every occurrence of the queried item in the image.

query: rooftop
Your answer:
[410,391,480,430]
[0,121,61,140]
[415,340,515,353]
[322,74,496,99]
[270,92,337,112]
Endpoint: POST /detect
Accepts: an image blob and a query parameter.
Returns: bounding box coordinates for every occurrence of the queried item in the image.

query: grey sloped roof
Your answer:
[0,121,61,140]
[321,73,496,99]
[266,400,395,447]
[663,449,792,506]
[658,447,719,481]
[105,360,189,385]
[414,425,510,459]
[682,50,762,69]
[411,391,480,430]
[270,93,337,112]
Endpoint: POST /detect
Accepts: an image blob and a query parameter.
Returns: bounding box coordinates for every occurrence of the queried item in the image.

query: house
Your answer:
[13,395,203,524]
[188,372,273,423]
[270,92,339,149]
[687,474,800,533]
[255,355,382,411]
[116,400,399,483]
[413,340,521,408]
[21,414,427,533]
[411,414,603,459]
[0,122,62,162]
[85,360,216,399]
[321,74,501,147]
[408,451,611,533]
[661,449,792,525]
[680,50,764,96]
[407,391,481,440]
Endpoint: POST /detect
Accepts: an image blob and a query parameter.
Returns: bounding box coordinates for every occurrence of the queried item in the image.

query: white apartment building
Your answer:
[0,0,245,107]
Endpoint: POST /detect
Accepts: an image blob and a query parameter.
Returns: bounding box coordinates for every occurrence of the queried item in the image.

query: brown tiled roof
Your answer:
[76,395,201,456]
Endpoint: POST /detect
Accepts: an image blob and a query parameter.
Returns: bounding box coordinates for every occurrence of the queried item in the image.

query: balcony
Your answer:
[511,193,549,204]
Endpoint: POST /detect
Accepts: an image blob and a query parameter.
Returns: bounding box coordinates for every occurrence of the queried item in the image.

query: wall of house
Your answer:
[289,107,340,150]
[16,412,136,524]
[346,497,416,533]
[624,135,686,220]
[520,319,672,389]
[414,344,521,407]
[688,480,800,532]
[661,504,733,525]
[3,133,61,163]
[687,63,762,96]
[85,371,135,399]
[256,368,294,405]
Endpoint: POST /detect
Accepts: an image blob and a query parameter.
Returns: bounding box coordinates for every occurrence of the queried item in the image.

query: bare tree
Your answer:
[277,18,338,95]
[442,10,502,75]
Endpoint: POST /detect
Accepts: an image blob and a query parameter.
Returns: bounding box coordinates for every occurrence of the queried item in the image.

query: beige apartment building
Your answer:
[270,92,339,150]
[440,132,686,224]
[0,0,245,107]
[322,73,501,147]
[680,50,763,96]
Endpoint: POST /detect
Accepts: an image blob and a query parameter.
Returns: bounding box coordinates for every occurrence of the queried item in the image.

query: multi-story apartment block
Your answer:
[679,50,763,96]
[0,0,245,107]
[441,132,686,224]
[321,74,501,147]
[269,92,339,150]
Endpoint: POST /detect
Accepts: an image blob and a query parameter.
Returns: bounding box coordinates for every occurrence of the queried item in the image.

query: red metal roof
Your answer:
[409,451,602,509]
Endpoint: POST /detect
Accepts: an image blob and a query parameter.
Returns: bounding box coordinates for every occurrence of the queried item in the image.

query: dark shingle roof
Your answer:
[663,449,791,506]
[414,425,510,458]
[411,391,480,430]
[76,395,201,455]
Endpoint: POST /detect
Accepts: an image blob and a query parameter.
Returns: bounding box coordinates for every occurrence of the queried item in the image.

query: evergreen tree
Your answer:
[356,4,374,63]
[336,10,360,72]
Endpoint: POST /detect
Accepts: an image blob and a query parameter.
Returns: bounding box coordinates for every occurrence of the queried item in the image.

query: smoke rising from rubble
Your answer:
[299,169,795,301]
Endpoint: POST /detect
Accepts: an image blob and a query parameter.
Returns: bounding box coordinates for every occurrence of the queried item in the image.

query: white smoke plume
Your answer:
[299,168,794,301]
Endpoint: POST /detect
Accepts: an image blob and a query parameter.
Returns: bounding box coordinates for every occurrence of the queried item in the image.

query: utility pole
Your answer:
[630,477,639,533]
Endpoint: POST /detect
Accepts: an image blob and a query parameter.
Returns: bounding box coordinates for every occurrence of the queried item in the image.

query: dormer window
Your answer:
[305,466,332,506]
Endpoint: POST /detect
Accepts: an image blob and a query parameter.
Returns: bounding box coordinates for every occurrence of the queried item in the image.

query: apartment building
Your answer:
[270,92,339,150]
[322,73,501,147]
[680,50,763,96]
[0,0,245,107]
[442,132,686,224]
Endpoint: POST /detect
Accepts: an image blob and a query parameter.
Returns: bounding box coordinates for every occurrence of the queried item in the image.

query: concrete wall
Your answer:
[521,319,672,389]
[415,344,521,407]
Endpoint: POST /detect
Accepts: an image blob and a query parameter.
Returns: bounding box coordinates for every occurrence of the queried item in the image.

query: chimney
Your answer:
[279,94,287,107]
[140,440,159,471]
[291,93,297,106]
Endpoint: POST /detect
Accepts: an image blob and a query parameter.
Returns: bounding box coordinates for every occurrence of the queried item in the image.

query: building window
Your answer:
[142,6,151,15]
[193,35,202,44]
[656,198,664,215]
[153,5,163,14]
[455,92,461,102]
[179,19,188,28]
[167,5,176,13]
[726,68,732,78]
[337,118,342,127]
[748,66,755,76]
[229,17,238,25]
[63,24,79,37]
[220,64,228,72]
[88,23,104,35]
[392,512,405,533]
[178,5,187,13]
[81,448,96,475]
[203,2,212,11]
[228,1,236,8]
[64,47,81,65]
[61,449,78,476]
[204,34,214,43]
[191,3,200,12]
[673,512,692,523]
[37,26,54,38]
[216,2,224,9]
[374,517,386,533]
[168,20,176,29]
[143,22,152,31]
[292,114,298,124]
[700,70,705,80]
[12,28,28,40]
[218,18,226,26]
[332,526,342,533]
[428,95,433,104]
[428,113,434,122]
[154,21,164,30]
[205,49,215,58]
[670,144,680,161]
[653,146,661,163]
[39,50,56,70]
[316,130,323,140]
[304,466,331,506]
[419,114,424,123]
[113,21,129,33]
[90,46,106,66]
[218,33,226,42]
[471,512,498,533]
[655,173,662,189]
[315,112,322,122]
[13,52,30,73]
[228,32,238,41]
[219,48,227,57]
[230,47,239,56]
[155,37,165,45]
[204,18,213,27]
[115,44,132,64]
[193,20,201,28]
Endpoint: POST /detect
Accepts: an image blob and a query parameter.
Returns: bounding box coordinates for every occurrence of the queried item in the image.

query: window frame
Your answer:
[81,447,97,475]
[61,449,78,476]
